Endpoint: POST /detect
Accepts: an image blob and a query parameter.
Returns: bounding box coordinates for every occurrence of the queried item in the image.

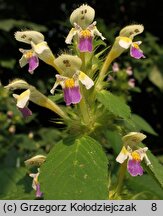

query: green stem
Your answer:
[80,52,86,70]
[114,161,127,196]
[79,87,90,125]
[78,52,90,126]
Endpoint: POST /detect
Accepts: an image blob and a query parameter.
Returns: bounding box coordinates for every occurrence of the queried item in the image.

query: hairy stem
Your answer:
[78,52,90,126]
[80,52,86,70]
[79,93,90,125]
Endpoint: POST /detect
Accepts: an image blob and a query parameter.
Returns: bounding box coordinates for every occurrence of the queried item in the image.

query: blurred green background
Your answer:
[0,0,163,198]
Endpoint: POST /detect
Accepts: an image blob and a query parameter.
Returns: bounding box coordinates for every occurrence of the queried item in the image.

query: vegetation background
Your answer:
[0,0,163,199]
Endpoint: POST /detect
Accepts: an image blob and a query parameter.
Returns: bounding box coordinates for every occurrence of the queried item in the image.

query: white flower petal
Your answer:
[16,89,30,108]
[65,28,77,44]
[31,41,48,54]
[134,41,142,45]
[144,154,151,166]
[29,173,37,178]
[119,37,132,49]
[12,94,19,99]
[31,41,55,66]
[19,55,28,68]
[50,81,60,95]
[136,147,148,161]
[50,75,67,94]
[29,171,39,190]
[87,21,96,30]
[92,26,106,40]
[79,71,94,89]
[116,147,129,164]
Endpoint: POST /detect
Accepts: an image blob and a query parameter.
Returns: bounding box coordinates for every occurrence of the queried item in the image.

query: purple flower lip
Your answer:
[28,55,39,74]
[36,184,43,198]
[65,21,105,51]
[18,107,32,118]
[130,46,145,59]
[64,86,82,105]
[127,159,143,176]
[78,37,93,52]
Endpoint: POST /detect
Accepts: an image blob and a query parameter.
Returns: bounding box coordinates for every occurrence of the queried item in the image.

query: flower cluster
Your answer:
[13,4,145,112]
[5,4,150,198]
[111,63,136,88]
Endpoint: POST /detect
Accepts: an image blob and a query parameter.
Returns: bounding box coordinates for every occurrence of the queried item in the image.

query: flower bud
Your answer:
[7,111,14,119]
[126,66,133,75]
[128,78,135,88]
[8,125,16,134]
[28,131,34,139]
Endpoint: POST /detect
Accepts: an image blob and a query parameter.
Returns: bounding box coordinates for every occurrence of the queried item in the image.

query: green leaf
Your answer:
[0,167,33,199]
[105,130,122,154]
[0,19,47,32]
[94,38,106,48]
[0,59,16,69]
[14,135,38,150]
[40,136,108,199]
[157,155,163,164]
[149,66,163,91]
[127,174,163,199]
[0,190,34,200]
[97,90,131,119]
[131,114,157,135]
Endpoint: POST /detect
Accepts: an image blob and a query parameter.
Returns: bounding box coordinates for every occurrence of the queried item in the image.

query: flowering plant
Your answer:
[4,4,163,199]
